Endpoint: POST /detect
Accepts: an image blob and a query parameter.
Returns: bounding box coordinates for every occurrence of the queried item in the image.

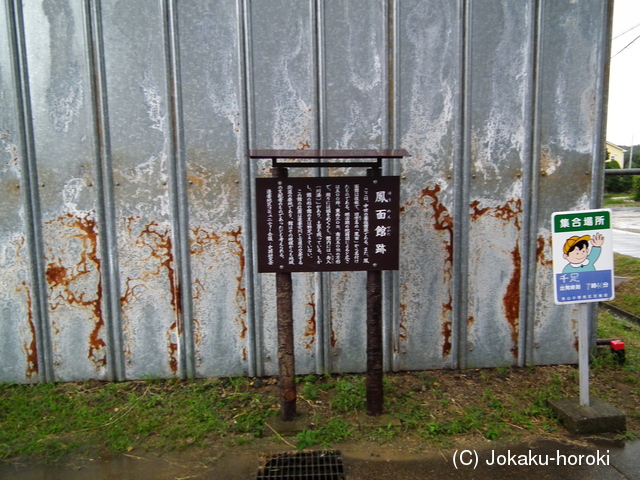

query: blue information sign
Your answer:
[551,209,615,305]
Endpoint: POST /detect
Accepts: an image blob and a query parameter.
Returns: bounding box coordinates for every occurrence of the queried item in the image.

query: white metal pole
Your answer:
[579,304,590,407]
[629,135,634,169]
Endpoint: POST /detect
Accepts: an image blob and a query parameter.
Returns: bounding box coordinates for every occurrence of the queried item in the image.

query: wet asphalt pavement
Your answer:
[344,438,640,480]
[612,207,640,258]
[1,206,638,479]
[2,437,639,479]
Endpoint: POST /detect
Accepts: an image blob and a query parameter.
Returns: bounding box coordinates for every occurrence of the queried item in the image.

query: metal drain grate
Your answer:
[256,450,345,480]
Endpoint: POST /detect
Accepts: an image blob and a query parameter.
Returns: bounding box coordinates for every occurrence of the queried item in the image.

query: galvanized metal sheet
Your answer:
[464,0,533,368]
[322,0,387,150]
[0,1,36,382]
[395,0,461,370]
[531,0,609,366]
[101,0,182,379]
[178,1,251,377]
[0,0,612,382]
[321,0,388,374]
[249,0,320,376]
[22,0,108,381]
[250,0,316,151]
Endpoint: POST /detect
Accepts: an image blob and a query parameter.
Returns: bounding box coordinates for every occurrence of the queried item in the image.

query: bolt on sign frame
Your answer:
[249,149,409,420]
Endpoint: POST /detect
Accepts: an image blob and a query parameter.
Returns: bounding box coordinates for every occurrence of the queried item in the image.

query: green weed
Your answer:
[330,376,366,413]
[608,254,640,317]
[295,418,353,450]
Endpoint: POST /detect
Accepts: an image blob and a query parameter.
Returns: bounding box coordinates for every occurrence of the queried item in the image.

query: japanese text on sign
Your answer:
[256,176,400,272]
[553,211,610,233]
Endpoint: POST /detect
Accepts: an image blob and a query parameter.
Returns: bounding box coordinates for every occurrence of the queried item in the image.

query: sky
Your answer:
[606,0,640,147]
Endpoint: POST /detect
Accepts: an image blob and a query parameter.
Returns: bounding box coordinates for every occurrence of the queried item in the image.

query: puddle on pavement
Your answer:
[1,439,639,480]
[0,448,260,480]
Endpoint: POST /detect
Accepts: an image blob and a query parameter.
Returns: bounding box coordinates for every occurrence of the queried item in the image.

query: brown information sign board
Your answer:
[256,176,400,273]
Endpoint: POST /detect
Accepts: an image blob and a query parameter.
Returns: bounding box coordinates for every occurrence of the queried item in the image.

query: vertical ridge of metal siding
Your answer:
[382,0,396,373]
[312,0,330,374]
[237,0,259,378]
[6,0,53,382]
[453,0,471,369]
[529,0,558,366]
[591,0,614,210]
[388,0,401,372]
[83,0,125,381]
[314,0,326,150]
[521,0,542,368]
[161,0,195,379]
[588,0,615,348]
[241,0,262,377]
[315,0,334,375]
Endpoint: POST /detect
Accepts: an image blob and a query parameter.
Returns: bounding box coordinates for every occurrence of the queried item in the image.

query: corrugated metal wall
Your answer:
[0,0,611,383]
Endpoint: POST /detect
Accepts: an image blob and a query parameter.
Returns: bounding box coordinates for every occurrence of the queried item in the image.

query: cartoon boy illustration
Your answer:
[562,233,604,273]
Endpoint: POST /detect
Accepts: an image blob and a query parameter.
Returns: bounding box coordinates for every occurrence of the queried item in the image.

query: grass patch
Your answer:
[1,334,639,462]
[1,253,639,462]
[0,378,278,461]
[603,193,640,207]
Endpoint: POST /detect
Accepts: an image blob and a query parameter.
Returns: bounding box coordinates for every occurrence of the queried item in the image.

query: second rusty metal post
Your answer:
[277,269,296,421]
[275,166,296,422]
[366,165,384,416]
[366,268,384,416]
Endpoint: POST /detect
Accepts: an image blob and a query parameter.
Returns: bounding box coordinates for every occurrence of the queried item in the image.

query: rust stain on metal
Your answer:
[417,185,454,357]
[119,277,144,309]
[537,236,552,266]
[419,185,454,262]
[398,322,408,342]
[21,281,39,378]
[139,222,182,317]
[330,326,338,348]
[441,321,453,356]
[471,198,522,223]
[504,245,521,359]
[401,185,455,356]
[192,278,204,348]
[137,221,182,374]
[227,227,248,340]
[45,264,67,285]
[167,339,178,375]
[468,315,475,325]
[186,163,210,191]
[119,217,183,374]
[470,200,490,220]
[44,213,106,368]
[441,293,454,357]
[539,149,556,175]
[190,226,248,341]
[470,198,523,360]
[303,293,316,350]
[394,300,408,354]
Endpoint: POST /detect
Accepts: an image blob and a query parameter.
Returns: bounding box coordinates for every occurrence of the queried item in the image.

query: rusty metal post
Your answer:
[366,165,384,416]
[275,166,296,421]
[277,270,296,421]
[366,269,384,416]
